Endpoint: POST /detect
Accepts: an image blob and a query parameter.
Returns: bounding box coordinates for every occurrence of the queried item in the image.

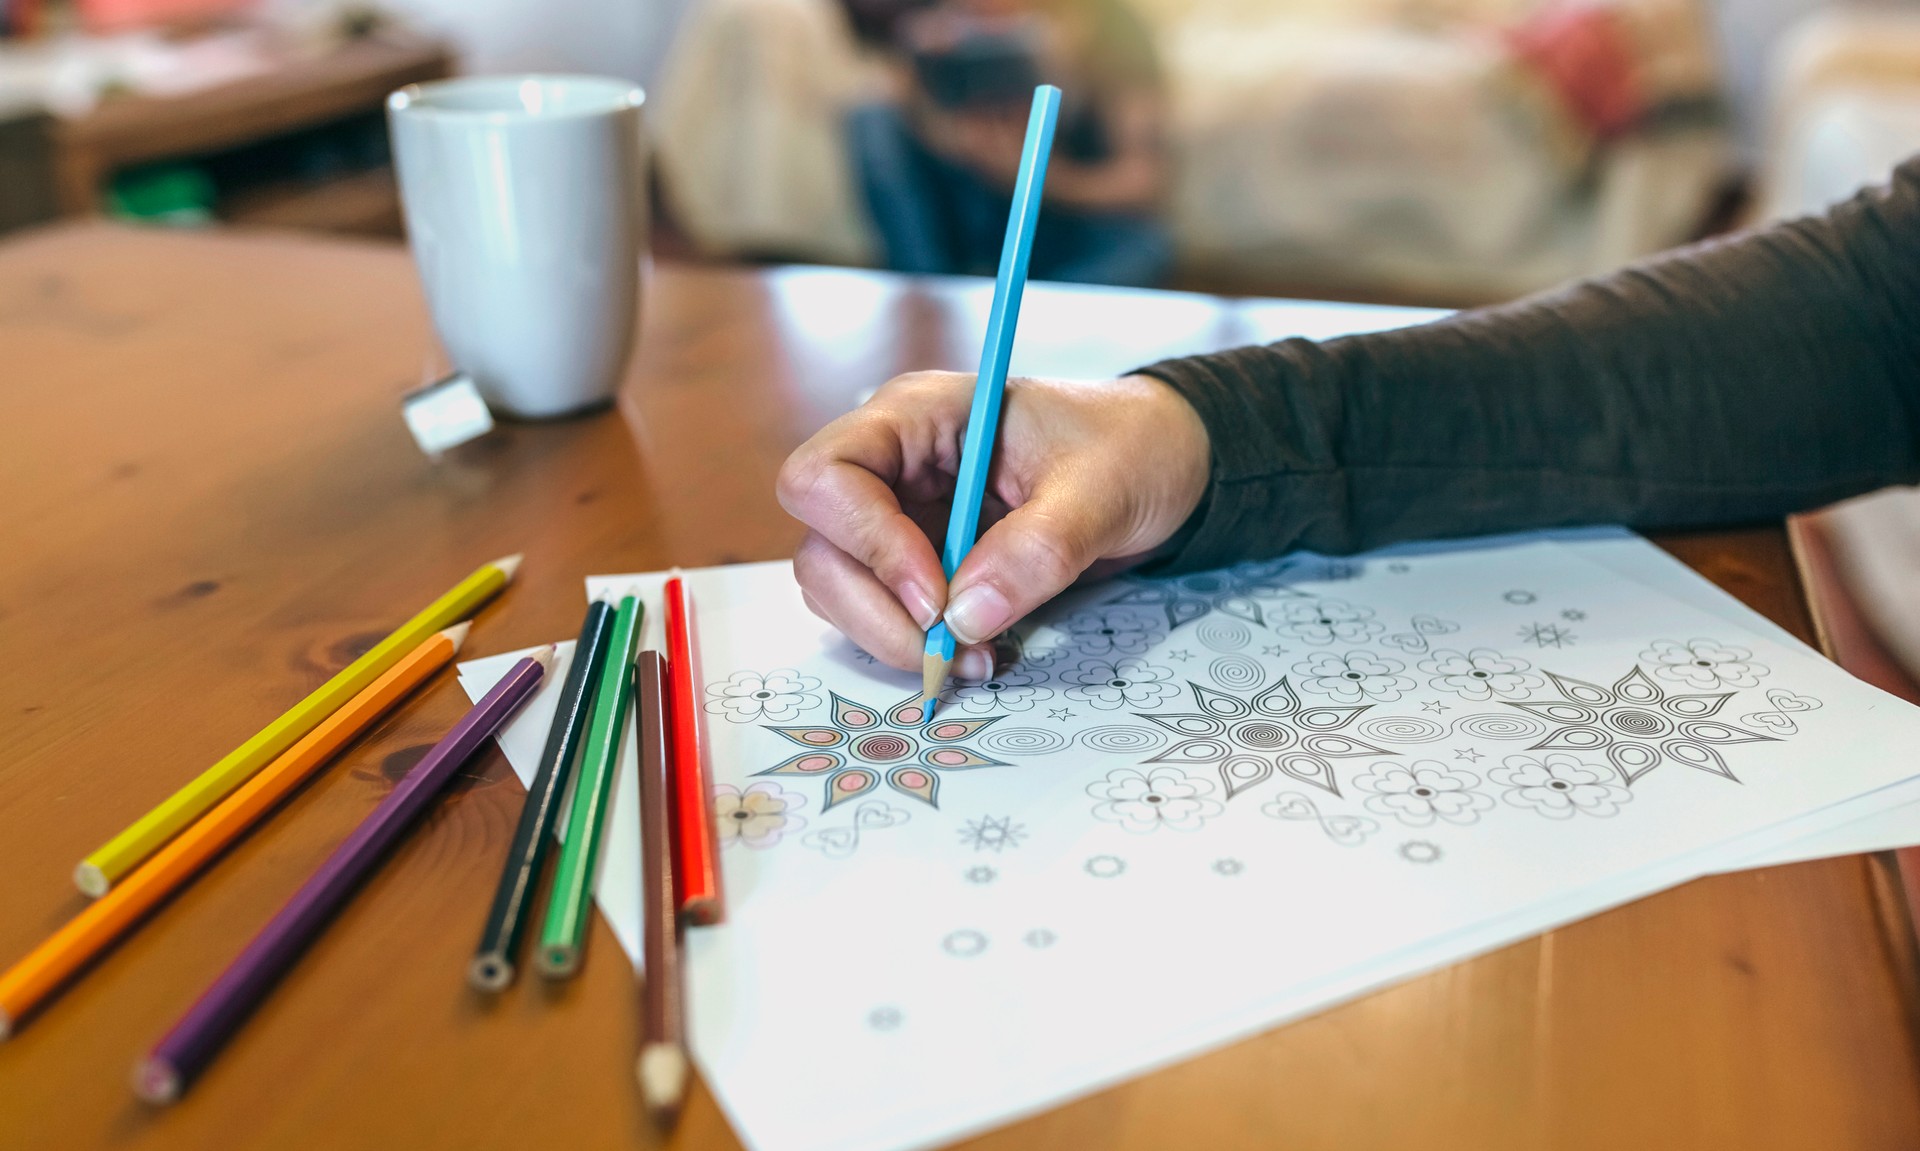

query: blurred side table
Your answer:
[0,97,58,233]
[51,33,452,236]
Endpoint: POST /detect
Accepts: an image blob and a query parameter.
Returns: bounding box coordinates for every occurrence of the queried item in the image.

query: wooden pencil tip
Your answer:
[920,654,949,723]
[537,944,580,979]
[74,861,108,898]
[467,953,514,993]
[529,644,558,672]
[490,553,525,582]
[132,1057,182,1104]
[639,1044,689,1126]
[439,621,473,654]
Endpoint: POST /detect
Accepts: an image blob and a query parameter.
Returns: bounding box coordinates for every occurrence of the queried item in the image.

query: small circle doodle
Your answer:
[1084,854,1127,879]
[1024,929,1057,949]
[942,929,989,958]
[1356,715,1449,745]
[1399,841,1443,864]
[868,1007,903,1031]
[1452,712,1550,741]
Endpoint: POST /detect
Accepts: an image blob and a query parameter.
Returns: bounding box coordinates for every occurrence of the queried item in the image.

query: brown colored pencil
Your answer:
[635,650,688,1127]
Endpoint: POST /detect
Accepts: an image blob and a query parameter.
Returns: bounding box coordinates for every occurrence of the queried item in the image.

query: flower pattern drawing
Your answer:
[756,691,1009,809]
[1135,677,1387,800]
[1418,648,1544,702]
[1502,666,1775,784]
[941,667,1055,714]
[1102,557,1309,631]
[713,782,809,848]
[1058,608,1166,657]
[1061,657,1179,710]
[1489,753,1633,819]
[1275,599,1385,646]
[1293,651,1416,704]
[1087,766,1222,832]
[706,668,824,724]
[1640,638,1769,690]
[1352,761,1494,827]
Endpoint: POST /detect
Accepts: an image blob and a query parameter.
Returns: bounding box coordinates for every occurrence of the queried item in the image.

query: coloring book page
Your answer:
[461,531,1920,1151]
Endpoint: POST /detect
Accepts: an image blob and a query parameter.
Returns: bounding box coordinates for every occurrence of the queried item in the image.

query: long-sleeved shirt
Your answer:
[1137,156,1920,571]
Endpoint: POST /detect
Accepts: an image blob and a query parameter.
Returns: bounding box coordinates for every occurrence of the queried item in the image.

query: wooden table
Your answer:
[2,223,1917,1151]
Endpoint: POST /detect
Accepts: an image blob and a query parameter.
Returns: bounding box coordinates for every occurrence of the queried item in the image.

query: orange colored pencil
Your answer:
[0,625,468,1039]
[665,576,723,924]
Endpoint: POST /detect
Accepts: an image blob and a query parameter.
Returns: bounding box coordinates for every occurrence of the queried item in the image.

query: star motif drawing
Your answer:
[755,690,1010,810]
[1133,677,1389,800]
[963,865,997,884]
[1453,748,1484,763]
[1212,858,1245,877]
[958,815,1028,853]
[1387,562,1411,574]
[1262,644,1287,658]
[1169,649,1194,662]
[1422,700,1451,715]
[1518,622,1576,649]
[1561,609,1586,621]
[1102,558,1308,631]
[1502,666,1776,784]
[1047,707,1076,722]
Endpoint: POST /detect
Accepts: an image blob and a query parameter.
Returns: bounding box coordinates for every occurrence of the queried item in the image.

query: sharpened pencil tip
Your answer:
[920,652,949,724]
[529,645,558,672]
[490,553,525,582]
[74,861,108,899]
[639,1044,689,1127]
[439,621,473,654]
[537,945,580,979]
[132,1058,181,1105]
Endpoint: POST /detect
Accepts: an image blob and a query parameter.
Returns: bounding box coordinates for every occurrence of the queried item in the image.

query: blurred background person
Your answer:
[844,0,1171,286]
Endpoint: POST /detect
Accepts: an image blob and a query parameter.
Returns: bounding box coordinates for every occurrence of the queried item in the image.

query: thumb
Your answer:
[940,483,1128,646]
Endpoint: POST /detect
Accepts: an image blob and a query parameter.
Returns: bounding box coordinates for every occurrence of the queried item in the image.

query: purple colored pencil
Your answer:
[132,648,553,1104]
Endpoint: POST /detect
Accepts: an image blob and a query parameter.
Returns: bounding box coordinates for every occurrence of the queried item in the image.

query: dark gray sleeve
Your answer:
[1136,155,1920,570]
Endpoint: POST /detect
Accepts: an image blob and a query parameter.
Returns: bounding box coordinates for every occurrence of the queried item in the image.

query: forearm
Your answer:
[1138,160,1920,569]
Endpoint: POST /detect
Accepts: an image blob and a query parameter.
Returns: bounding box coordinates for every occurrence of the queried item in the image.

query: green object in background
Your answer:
[106,163,216,226]
[537,594,644,979]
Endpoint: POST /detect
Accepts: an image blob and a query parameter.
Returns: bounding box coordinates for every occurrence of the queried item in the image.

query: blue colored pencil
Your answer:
[921,85,1062,720]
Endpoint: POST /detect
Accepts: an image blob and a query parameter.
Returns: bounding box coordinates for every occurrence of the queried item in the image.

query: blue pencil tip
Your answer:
[921,696,937,723]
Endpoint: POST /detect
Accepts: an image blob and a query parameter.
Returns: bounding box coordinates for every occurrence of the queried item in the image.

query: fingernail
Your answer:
[955,646,995,681]
[945,584,1011,646]
[901,582,941,631]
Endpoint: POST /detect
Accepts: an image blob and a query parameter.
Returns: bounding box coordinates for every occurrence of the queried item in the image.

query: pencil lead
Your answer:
[131,1057,182,1105]
[438,621,473,654]
[467,953,513,993]
[489,553,525,582]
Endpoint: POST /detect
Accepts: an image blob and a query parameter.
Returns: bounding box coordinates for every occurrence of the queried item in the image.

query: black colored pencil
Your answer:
[635,650,689,1128]
[468,601,616,991]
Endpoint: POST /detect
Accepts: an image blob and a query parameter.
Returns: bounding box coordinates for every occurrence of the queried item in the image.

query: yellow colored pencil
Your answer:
[0,627,468,1039]
[74,554,522,897]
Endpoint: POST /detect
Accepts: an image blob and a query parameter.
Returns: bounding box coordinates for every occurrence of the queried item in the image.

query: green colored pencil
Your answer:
[537,594,642,978]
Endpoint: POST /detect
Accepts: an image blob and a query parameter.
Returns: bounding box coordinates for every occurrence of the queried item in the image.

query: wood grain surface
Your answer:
[1,223,1917,1151]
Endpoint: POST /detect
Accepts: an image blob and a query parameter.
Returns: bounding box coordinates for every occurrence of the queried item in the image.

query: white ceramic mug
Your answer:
[388,75,648,419]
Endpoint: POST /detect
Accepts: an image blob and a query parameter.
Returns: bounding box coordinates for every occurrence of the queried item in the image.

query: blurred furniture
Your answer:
[652,0,1732,304]
[1759,9,1920,222]
[0,98,59,233]
[50,32,451,235]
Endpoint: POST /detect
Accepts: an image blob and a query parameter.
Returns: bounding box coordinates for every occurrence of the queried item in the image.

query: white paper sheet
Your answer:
[462,533,1920,1151]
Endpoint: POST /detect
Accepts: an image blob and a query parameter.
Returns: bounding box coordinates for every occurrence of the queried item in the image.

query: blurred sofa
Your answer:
[652,0,1731,303]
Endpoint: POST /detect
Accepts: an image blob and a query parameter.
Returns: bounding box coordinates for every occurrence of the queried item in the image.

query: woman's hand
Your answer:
[777,372,1211,678]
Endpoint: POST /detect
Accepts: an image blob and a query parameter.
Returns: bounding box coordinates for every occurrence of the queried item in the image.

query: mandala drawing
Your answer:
[1380,613,1460,655]
[1260,791,1381,846]
[1417,648,1544,702]
[1060,657,1180,710]
[1640,638,1769,690]
[978,726,1071,757]
[1517,622,1576,649]
[713,781,809,849]
[940,667,1055,714]
[800,800,911,858]
[1079,724,1169,755]
[958,814,1028,853]
[1087,766,1222,832]
[1501,666,1775,784]
[1102,557,1309,631]
[1137,678,1388,799]
[1354,715,1449,745]
[1293,651,1416,704]
[1207,655,1264,691]
[706,668,825,723]
[1741,688,1822,736]
[1058,607,1167,657]
[1352,761,1494,828]
[1488,753,1633,819]
[757,691,1009,809]
[1274,599,1385,646]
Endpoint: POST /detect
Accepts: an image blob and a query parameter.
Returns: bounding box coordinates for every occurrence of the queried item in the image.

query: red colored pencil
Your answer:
[665,575,724,924]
